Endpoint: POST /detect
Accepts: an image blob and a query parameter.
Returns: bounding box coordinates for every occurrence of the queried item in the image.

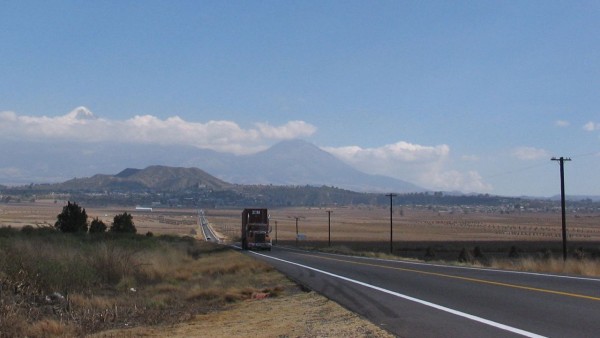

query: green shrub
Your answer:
[89,217,107,234]
[20,225,35,234]
[110,212,136,233]
[508,245,520,259]
[424,247,436,261]
[458,248,474,263]
[54,201,88,233]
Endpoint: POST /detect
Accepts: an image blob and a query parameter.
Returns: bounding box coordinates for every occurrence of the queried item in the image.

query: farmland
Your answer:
[2,200,600,336]
[209,205,600,260]
[2,201,600,258]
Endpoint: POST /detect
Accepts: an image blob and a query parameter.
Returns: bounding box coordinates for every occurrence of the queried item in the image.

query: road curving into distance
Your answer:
[244,246,600,337]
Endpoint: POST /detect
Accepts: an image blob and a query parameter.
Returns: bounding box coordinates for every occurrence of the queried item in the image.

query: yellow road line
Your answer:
[297,252,600,302]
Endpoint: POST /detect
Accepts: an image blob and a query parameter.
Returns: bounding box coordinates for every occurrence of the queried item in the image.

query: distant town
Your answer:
[3,183,600,216]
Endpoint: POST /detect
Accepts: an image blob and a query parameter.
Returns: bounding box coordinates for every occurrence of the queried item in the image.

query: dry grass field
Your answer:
[0,200,201,237]
[0,201,395,337]
[207,206,600,256]
[2,200,600,336]
[3,200,598,258]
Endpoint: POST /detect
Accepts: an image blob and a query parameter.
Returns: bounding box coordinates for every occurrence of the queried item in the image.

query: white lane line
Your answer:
[252,251,546,338]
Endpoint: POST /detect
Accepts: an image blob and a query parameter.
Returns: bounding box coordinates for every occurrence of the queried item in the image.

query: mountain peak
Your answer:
[115,168,142,178]
[66,106,97,120]
[232,139,424,192]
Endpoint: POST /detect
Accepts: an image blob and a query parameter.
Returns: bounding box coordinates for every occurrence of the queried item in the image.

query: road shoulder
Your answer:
[91,291,395,337]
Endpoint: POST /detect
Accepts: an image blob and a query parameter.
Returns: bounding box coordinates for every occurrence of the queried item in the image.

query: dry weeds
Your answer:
[490,257,600,277]
[0,228,302,337]
[2,202,600,337]
[92,291,395,338]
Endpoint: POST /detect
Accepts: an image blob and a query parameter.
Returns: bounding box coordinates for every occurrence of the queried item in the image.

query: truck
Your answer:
[241,208,272,250]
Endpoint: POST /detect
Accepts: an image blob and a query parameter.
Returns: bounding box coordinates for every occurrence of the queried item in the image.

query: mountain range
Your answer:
[58,166,231,192]
[1,139,423,193]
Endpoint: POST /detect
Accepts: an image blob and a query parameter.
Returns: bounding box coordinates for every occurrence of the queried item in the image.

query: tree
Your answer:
[110,212,136,233]
[89,217,107,234]
[55,201,88,233]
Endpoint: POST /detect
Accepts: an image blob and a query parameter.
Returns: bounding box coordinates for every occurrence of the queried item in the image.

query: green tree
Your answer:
[54,201,88,233]
[110,212,136,233]
[89,217,107,234]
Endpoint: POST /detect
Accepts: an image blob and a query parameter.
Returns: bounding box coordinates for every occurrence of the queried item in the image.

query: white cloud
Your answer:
[323,141,449,163]
[0,167,23,179]
[0,107,494,193]
[255,121,317,139]
[512,146,549,160]
[461,154,479,161]
[323,141,492,193]
[426,170,492,193]
[583,121,600,132]
[0,107,317,155]
[555,120,570,127]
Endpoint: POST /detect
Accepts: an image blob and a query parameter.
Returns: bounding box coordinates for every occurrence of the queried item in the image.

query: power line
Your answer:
[482,149,597,182]
[570,150,600,159]
[484,162,552,180]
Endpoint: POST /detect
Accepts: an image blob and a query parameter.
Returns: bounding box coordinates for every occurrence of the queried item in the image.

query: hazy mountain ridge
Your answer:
[57,166,231,191]
[207,140,424,193]
[0,139,423,193]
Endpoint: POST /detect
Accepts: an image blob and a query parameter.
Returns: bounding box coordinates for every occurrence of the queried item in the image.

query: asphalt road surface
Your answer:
[245,246,600,337]
[198,209,219,243]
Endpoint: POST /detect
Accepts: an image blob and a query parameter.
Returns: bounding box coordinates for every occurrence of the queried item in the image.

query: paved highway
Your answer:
[198,209,219,243]
[245,246,600,337]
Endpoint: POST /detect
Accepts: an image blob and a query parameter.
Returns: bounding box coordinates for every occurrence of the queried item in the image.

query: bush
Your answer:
[89,217,107,234]
[508,245,520,259]
[573,247,586,260]
[458,248,474,264]
[110,213,136,234]
[54,201,88,233]
[424,247,436,261]
[20,225,35,234]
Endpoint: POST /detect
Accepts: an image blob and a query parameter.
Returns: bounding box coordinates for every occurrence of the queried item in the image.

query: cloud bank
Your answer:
[512,146,549,160]
[0,107,316,154]
[0,107,493,193]
[583,121,600,132]
[323,141,492,193]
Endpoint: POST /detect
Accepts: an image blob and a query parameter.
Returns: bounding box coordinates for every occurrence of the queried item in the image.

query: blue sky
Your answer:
[1,1,599,196]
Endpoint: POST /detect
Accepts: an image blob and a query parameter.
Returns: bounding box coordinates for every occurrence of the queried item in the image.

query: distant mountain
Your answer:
[208,140,423,193]
[0,140,226,184]
[57,165,231,191]
[66,106,98,120]
[549,195,600,202]
[0,139,423,193]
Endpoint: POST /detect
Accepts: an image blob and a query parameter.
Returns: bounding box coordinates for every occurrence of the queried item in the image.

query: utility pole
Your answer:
[326,210,333,247]
[289,216,304,246]
[386,193,397,254]
[551,157,571,261]
[295,217,299,246]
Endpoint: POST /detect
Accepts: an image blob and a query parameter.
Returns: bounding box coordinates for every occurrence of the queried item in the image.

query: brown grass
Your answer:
[2,202,600,336]
[0,227,293,336]
[491,257,600,277]
[28,319,76,337]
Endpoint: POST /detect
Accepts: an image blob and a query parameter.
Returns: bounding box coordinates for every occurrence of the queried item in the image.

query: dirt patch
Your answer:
[92,291,394,338]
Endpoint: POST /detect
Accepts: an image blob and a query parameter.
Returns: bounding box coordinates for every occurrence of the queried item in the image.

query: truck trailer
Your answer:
[241,208,272,250]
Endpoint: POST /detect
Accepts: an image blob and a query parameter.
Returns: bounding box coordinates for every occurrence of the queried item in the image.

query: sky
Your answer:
[1,0,599,196]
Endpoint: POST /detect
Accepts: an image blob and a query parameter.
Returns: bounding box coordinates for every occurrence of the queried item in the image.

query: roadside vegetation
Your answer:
[0,226,288,337]
[303,243,600,277]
